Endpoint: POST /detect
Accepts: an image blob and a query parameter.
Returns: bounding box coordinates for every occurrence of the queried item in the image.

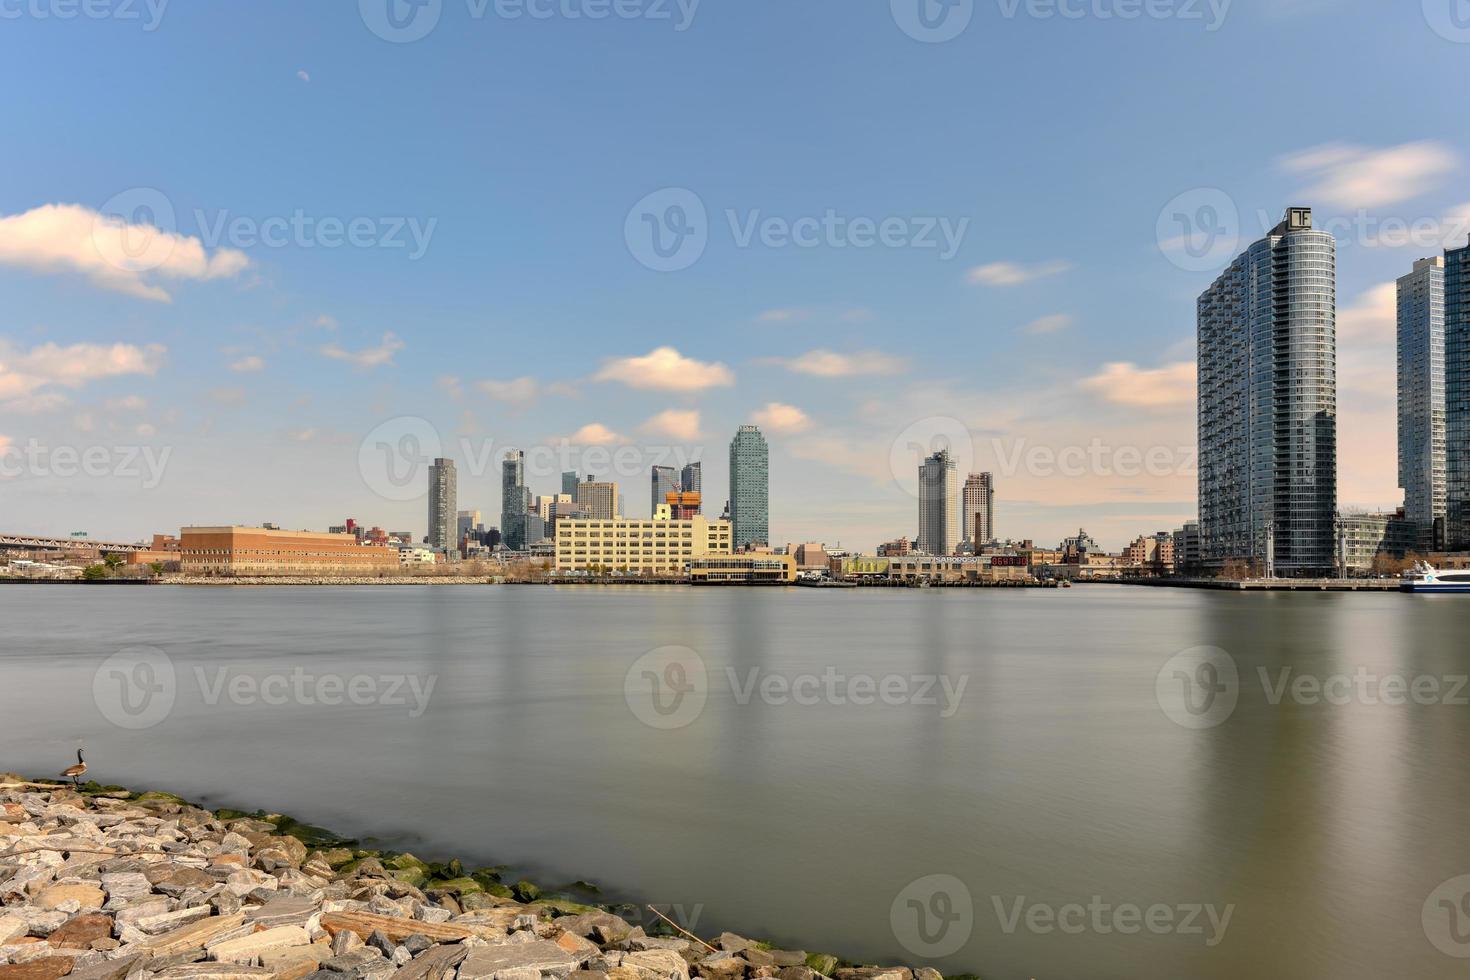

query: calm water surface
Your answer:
[3,584,1468,979]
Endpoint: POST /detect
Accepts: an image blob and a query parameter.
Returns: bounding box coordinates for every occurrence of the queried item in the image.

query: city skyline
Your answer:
[1,4,1465,551]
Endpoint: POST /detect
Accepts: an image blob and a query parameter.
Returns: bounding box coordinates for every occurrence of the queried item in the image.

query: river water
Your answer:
[3,584,1467,979]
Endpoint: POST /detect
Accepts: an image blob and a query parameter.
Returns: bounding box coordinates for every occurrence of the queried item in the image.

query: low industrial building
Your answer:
[688,554,798,584]
[179,527,400,577]
[887,555,1030,584]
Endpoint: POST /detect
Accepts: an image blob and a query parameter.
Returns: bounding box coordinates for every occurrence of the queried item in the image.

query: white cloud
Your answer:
[765,349,907,378]
[1023,313,1074,335]
[1337,282,1396,341]
[558,422,625,446]
[320,332,403,369]
[1080,361,1197,409]
[757,309,806,323]
[477,376,540,403]
[296,69,311,83]
[641,409,703,441]
[0,340,165,415]
[752,402,812,433]
[967,259,1072,287]
[105,395,148,412]
[0,203,249,302]
[594,347,734,392]
[1279,141,1458,209]
[229,355,265,373]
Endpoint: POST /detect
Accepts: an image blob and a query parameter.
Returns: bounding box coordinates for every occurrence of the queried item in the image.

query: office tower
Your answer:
[562,471,580,496]
[917,449,958,556]
[729,425,769,549]
[1447,241,1470,549]
[501,451,527,550]
[577,480,619,520]
[1398,256,1447,548]
[1197,207,1337,575]
[961,472,994,546]
[427,458,457,551]
[456,509,481,549]
[681,462,702,494]
[651,465,679,518]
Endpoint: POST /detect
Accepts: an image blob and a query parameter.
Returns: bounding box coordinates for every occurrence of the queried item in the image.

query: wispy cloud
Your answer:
[557,422,625,445]
[967,259,1072,287]
[477,376,540,403]
[1080,361,1197,409]
[752,402,813,433]
[1023,313,1074,335]
[594,347,734,392]
[319,332,403,369]
[0,203,248,302]
[0,340,166,414]
[763,349,907,378]
[296,69,311,83]
[229,355,265,373]
[1279,141,1458,209]
[1337,282,1396,341]
[641,409,703,441]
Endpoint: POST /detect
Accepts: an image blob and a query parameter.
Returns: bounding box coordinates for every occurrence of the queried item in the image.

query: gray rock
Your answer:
[456,940,579,980]
[323,947,393,980]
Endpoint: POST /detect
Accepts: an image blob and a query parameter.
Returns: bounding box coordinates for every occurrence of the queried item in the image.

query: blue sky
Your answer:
[1,0,1467,550]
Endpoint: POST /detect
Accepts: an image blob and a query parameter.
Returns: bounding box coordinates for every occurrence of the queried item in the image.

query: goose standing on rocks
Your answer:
[60,749,86,787]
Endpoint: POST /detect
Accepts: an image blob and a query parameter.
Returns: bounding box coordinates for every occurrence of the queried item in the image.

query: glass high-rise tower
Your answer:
[728,425,769,549]
[1446,241,1470,550]
[1398,256,1446,548]
[1197,207,1337,575]
[650,465,679,518]
[917,450,958,556]
[501,451,527,550]
[427,458,457,551]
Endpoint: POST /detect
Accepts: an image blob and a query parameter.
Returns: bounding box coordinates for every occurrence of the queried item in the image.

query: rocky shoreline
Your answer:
[0,779,955,980]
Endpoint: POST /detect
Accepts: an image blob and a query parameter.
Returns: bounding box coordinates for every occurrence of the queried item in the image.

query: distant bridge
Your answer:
[0,533,149,554]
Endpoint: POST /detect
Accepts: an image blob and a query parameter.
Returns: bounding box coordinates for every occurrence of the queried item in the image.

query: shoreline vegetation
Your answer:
[0,777,966,980]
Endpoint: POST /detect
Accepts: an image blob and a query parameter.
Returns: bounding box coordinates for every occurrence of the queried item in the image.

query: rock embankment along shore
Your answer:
[0,780,952,980]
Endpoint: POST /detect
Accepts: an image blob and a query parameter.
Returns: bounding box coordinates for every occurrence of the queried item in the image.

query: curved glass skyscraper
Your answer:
[1198,207,1337,575]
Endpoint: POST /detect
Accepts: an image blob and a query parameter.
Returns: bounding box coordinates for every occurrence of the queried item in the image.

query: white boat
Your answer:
[1400,562,1470,593]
